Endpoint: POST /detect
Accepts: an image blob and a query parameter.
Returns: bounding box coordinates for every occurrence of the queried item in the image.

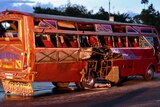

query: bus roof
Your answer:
[1,10,150,27]
[31,13,150,27]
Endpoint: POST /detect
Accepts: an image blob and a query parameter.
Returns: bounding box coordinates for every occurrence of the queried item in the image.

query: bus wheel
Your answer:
[144,67,154,81]
[76,76,96,90]
[52,82,69,88]
[75,82,85,90]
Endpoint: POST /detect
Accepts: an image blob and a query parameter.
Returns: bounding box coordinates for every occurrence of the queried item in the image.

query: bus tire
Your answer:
[76,76,96,90]
[52,82,69,88]
[144,66,154,81]
[75,82,85,91]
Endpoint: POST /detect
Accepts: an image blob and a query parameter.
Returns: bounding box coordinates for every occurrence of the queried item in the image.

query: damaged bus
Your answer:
[0,10,159,96]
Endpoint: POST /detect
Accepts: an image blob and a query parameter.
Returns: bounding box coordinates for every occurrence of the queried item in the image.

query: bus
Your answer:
[0,10,159,96]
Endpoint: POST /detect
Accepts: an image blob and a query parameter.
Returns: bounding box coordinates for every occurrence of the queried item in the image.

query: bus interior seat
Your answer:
[119,42,123,47]
[89,36,95,46]
[129,38,139,47]
[133,38,139,47]
[59,36,67,47]
[116,37,123,47]
[39,35,55,48]
[133,42,139,47]
[106,40,113,47]
[42,40,54,48]
[68,35,78,47]
[70,41,78,47]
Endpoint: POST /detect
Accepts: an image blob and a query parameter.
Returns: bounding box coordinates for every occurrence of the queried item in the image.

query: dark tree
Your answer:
[141,0,149,4]
[33,4,132,23]
[134,4,160,31]
[93,7,109,20]
[63,4,93,18]
[33,6,63,15]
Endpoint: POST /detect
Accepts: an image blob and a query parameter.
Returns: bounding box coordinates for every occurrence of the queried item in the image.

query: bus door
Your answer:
[145,36,160,62]
[145,36,160,71]
[132,36,156,75]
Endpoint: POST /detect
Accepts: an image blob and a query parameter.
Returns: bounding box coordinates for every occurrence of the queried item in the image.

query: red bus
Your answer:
[0,10,159,96]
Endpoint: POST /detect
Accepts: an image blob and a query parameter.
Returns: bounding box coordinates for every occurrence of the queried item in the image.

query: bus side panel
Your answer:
[112,60,134,77]
[131,48,158,74]
[133,58,157,74]
[112,48,158,77]
[34,62,87,82]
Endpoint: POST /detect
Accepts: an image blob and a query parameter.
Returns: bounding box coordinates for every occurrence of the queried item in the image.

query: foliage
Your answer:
[33,6,63,15]
[33,2,160,31]
[134,4,160,31]
[141,0,149,4]
[33,4,132,23]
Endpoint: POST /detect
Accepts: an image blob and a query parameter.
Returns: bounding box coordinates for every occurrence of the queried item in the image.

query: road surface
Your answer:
[0,74,160,107]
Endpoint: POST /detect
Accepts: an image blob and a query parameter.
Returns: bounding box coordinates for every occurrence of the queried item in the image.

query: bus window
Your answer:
[104,36,113,47]
[57,34,79,48]
[145,36,160,54]
[41,35,55,48]
[133,38,139,47]
[35,34,45,47]
[139,36,150,48]
[58,34,66,47]
[113,36,128,48]
[80,35,90,47]
[50,35,57,47]
[35,34,56,48]
[128,37,139,47]
[153,37,160,50]
[114,37,123,47]
[59,34,78,48]
[88,36,99,47]
[0,20,18,38]
[120,36,128,47]
[98,36,106,47]
[68,35,78,48]
[0,23,5,37]
[145,37,153,47]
